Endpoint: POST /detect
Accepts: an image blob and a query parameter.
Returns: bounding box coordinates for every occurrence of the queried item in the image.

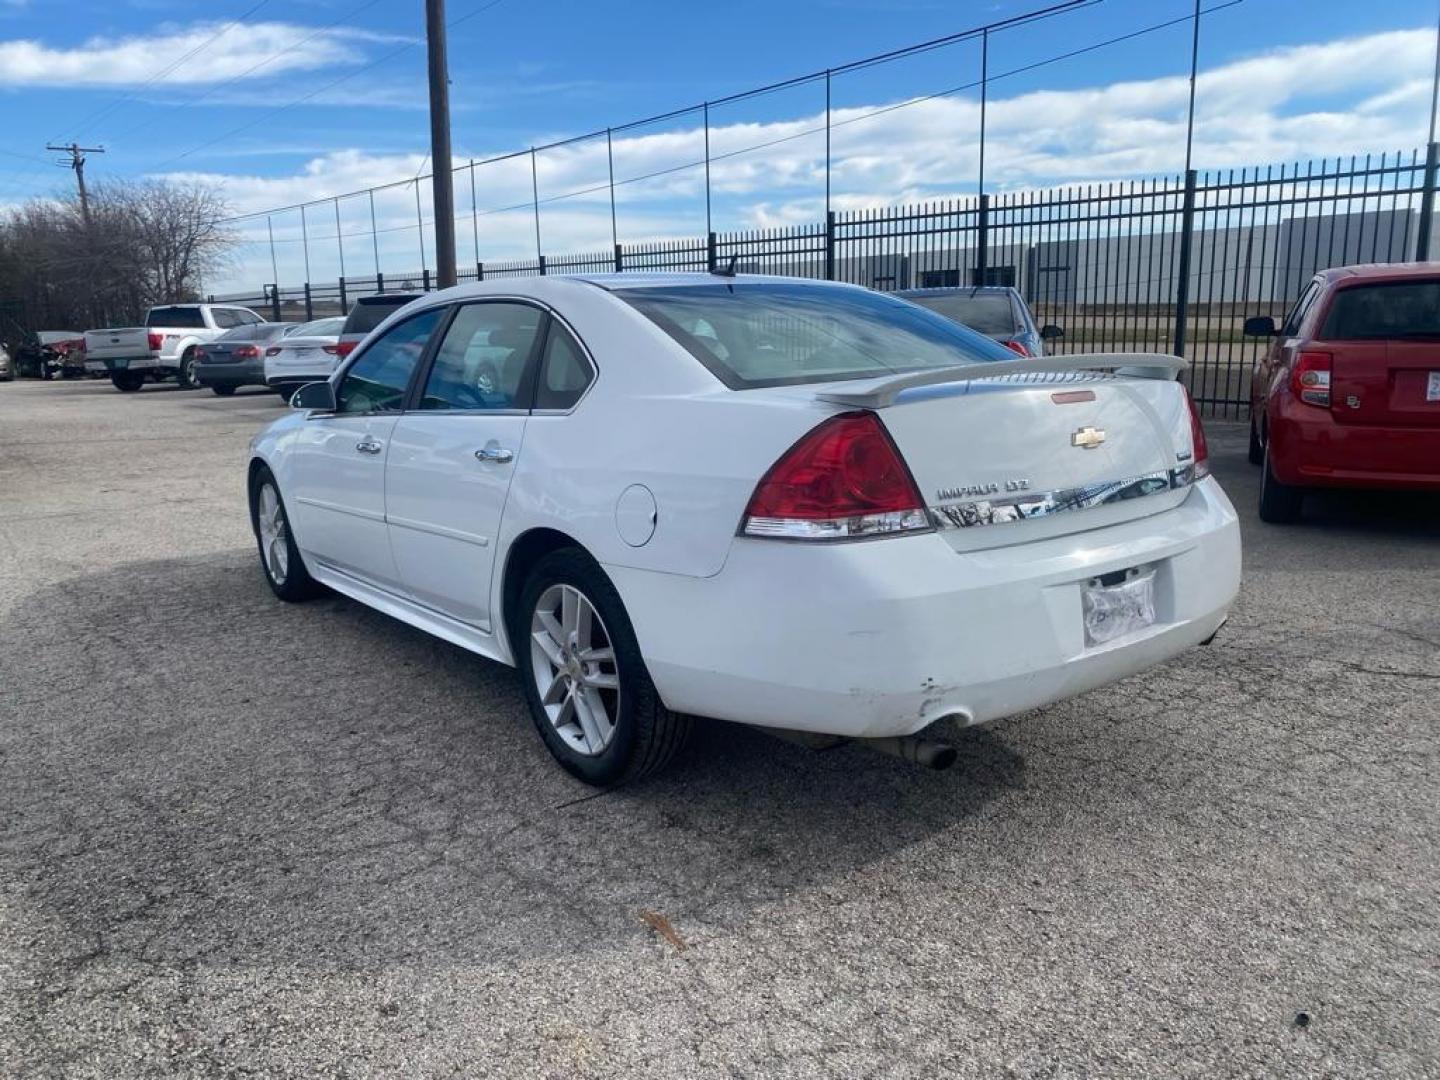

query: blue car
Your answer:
[896,286,1062,357]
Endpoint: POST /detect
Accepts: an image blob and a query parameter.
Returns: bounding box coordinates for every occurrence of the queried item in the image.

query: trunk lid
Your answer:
[1329,339,1440,428]
[867,373,1197,552]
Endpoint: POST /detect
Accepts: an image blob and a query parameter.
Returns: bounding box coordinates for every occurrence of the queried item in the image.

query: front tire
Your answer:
[249,467,322,601]
[514,548,691,785]
[1258,445,1303,523]
[111,371,144,392]
[177,349,202,390]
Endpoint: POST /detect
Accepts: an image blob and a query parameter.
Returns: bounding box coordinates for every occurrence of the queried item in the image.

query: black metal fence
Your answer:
[216,146,1437,419]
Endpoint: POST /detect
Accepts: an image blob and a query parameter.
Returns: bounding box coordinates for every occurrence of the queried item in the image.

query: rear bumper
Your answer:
[265,363,338,387]
[608,477,1241,739]
[196,359,264,385]
[101,356,161,373]
[1269,398,1440,490]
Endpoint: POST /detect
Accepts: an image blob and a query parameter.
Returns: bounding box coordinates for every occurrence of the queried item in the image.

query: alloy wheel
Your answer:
[529,584,621,757]
[256,483,289,585]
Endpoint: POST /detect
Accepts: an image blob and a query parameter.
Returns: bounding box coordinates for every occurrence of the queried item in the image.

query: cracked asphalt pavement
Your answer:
[1,379,1437,1078]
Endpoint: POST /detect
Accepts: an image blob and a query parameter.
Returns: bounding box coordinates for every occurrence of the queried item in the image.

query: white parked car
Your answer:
[262,316,345,398]
[247,274,1241,784]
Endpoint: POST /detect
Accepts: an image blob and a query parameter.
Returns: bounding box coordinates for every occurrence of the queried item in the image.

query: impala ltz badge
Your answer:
[1071,426,1106,449]
[937,478,1030,501]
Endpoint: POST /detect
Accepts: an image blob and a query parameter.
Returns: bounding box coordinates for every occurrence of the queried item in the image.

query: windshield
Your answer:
[1321,280,1440,340]
[901,292,1019,336]
[146,306,206,329]
[614,283,1014,389]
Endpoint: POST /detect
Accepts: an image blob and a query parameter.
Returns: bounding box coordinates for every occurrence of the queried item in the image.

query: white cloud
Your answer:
[0,21,407,86]
[178,25,1435,291]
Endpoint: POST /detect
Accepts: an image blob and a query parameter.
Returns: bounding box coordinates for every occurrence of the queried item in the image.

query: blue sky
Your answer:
[1,0,1435,288]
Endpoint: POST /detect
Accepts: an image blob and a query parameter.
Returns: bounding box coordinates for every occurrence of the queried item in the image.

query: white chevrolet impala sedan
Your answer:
[247,274,1240,784]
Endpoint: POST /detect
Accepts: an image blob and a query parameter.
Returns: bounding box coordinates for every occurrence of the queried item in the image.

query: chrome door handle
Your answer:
[355,437,383,455]
[474,442,514,464]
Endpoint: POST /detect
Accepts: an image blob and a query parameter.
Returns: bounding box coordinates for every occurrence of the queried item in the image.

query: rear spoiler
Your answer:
[814,352,1187,409]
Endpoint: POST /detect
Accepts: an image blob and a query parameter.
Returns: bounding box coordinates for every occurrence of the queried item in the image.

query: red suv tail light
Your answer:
[1291,351,1332,408]
[741,412,931,540]
[147,332,163,351]
[1183,387,1209,479]
[1001,339,1030,357]
[333,339,357,358]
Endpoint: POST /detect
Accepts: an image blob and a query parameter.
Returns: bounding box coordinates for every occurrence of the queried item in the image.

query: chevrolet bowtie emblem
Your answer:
[1071,426,1106,449]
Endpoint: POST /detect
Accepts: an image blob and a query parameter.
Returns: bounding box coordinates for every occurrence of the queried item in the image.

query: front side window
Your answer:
[535,324,595,410]
[336,308,444,414]
[615,283,1014,389]
[1320,280,1440,340]
[419,302,543,411]
[1281,281,1321,336]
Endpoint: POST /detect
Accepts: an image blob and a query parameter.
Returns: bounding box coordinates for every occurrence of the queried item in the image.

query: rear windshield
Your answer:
[146,306,206,329]
[216,323,288,342]
[902,292,1019,336]
[289,317,345,337]
[1321,281,1440,340]
[614,283,1014,389]
[343,296,422,336]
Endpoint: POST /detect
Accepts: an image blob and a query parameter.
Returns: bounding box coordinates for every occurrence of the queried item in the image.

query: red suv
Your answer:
[1246,263,1440,522]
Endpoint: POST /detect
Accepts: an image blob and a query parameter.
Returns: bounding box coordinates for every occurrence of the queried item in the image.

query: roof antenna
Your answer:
[712,255,738,278]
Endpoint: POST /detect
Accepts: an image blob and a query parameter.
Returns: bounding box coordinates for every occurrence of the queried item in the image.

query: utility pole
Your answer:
[425,0,457,288]
[47,143,105,226]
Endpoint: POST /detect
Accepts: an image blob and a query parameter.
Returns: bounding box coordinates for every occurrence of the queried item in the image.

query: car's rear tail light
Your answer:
[741,412,931,540]
[266,346,283,357]
[147,332,162,351]
[333,340,357,358]
[1291,351,1332,407]
[1001,339,1030,357]
[322,344,338,355]
[234,345,260,359]
[1183,387,1210,479]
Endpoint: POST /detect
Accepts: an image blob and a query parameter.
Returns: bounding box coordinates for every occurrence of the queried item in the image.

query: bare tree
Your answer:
[0,179,236,338]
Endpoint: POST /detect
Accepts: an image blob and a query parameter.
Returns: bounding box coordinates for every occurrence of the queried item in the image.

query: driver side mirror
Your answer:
[291,380,336,412]
[1039,324,1064,340]
[1243,315,1278,337]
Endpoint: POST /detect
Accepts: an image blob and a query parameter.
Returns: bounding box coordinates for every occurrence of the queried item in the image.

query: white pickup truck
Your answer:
[85,303,266,392]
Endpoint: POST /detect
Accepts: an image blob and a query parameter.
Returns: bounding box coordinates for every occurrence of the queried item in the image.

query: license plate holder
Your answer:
[1082,570,1157,646]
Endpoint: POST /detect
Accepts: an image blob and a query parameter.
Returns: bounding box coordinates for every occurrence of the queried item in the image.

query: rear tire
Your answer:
[249,466,323,601]
[177,349,202,390]
[513,547,691,785]
[1247,414,1264,465]
[111,372,144,392]
[211,383,237,397]
[1258,445,1303,523]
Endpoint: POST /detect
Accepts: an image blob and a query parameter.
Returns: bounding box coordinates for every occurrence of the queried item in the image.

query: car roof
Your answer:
[1318,262,1440,285]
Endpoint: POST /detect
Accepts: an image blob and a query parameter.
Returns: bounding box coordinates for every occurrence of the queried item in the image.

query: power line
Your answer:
[216,0,1096,223]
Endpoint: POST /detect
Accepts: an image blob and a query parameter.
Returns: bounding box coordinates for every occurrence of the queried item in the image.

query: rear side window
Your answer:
[148,306,206,329]
[343,296,422,336]
[1321,281,1440,340]
[535,324,595,410]
[337,308,444,414]
[614,283,1013,389]
[902,293,1019,336]
[1281,281,1321,336]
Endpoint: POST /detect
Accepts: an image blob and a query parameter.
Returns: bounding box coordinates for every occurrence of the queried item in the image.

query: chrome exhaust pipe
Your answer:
[861,735,958,771]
